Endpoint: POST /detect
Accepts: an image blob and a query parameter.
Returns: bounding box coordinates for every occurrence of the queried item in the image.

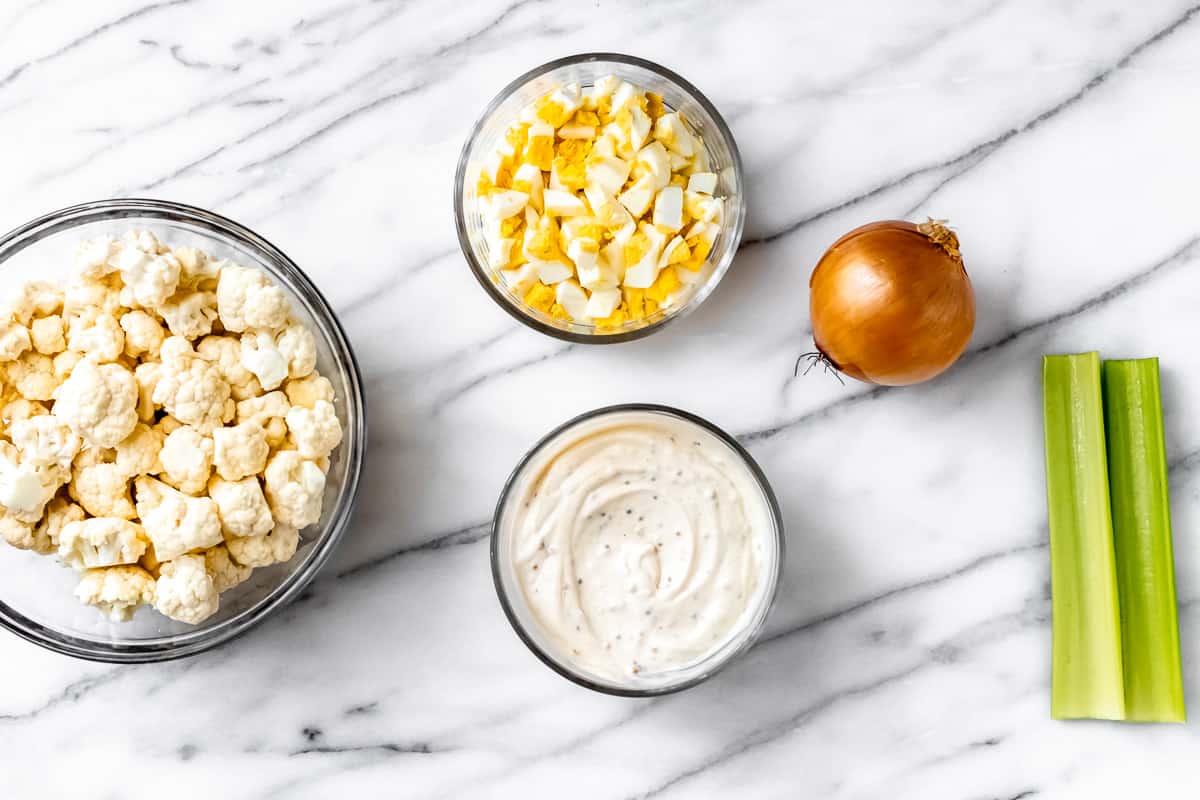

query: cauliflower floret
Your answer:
[4,352,58,401]
[5,281,64,324]
[158,291,217,340]
[285,400,342,460]
[0,320,31,362]
[30,315,66,355]
[133,361,161,422]
[1,397,48,440]
[63,276,122,320]
[158,426,213,495]
[212,420,268,481]
[263,451,325,528]
[208,475,273,538]
[1,511,50,553]
[134,475,222,561]
[237,390,290,425]
[66,308,124,363]
[227,523,299,568]
[283,374,334,410]
[58,517,148,570]
[239,331,288,391]
[70,448,135,519]
[154,415,184,437]
[74,565,156,621]
[75,236,119,281]
[35,496,85,550]
[0,441,63,524]
[152,337,233,433]
[53,359,138,448]
[203,544,252,592]
[275,322,317,380]
[175,247,222,290]
[119,310,165,359]
[115,423,163,477]
[53,350,82,382]
[10,414,81,469]
[197,335,260,401]
[112,235,180,308]
[154,553,219,624]
[215,264,289,333]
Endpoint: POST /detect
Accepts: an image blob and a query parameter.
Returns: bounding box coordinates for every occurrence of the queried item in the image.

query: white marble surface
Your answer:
[4,0,1200,797]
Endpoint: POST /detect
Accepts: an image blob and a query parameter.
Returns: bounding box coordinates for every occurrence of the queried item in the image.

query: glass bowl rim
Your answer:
[490,402,785,697]
[454,52,747,345]
[0,197,367,663]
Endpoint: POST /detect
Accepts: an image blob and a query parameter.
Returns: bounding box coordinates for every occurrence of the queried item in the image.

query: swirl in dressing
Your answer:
[509,414,771,682]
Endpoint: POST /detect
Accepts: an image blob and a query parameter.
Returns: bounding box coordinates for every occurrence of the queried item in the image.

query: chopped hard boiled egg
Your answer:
[475,75,728,331]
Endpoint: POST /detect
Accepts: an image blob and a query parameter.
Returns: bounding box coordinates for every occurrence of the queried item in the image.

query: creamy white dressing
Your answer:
[505,411,774,683]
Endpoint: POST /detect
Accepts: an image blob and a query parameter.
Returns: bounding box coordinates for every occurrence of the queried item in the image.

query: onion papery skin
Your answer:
[809,219,976,386]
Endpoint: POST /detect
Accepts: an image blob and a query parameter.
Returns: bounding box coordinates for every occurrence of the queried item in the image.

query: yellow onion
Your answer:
[807,219,975,386]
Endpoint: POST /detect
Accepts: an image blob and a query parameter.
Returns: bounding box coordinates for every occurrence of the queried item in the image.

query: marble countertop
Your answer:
[5,1,1200,797]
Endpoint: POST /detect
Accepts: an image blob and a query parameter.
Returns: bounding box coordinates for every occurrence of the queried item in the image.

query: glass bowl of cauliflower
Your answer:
[0,198,365,661]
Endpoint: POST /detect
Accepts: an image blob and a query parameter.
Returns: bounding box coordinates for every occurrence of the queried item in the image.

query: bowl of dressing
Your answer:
[491,404,783,695]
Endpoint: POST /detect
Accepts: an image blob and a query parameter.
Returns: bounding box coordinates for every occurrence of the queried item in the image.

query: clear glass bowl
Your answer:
[491,404,784,696]
[455,53,746,344]
[0,198,366,662]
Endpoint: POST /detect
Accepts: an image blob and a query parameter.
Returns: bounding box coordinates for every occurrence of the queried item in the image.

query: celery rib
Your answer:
[1043,353,1125,720]
[1102,358,1186,722]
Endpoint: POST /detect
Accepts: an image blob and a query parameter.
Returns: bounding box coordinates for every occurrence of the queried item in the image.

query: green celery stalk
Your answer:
[1102,358,1186,722]
[1043,353,1125,720]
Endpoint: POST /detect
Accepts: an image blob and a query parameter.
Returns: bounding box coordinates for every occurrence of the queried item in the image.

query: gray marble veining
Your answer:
[4,1,1200,797]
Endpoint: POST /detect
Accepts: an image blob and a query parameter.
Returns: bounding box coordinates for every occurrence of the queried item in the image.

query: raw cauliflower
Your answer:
[197,335,260,401]
[53,350,81,382]
[119,310,165,358]
[284,374,334,410]
[285,400,342,460]
[35,496,86,550]
[158,290,217,340]
[133,361,161,422]
[153,336,233,433]
[174,247,222,290]
[263,451,325,528]
[208,475,273,538]
[70,448,136,519]
[227,523,299,568]
[0,320,31,361]
[212,420,268,481]
[275,321,317,380]
[5,352,58,401]
[158,426,213,495]
[237,390,290,425]
[203,544,252,592]
[1,232,343,626]
[58,517,148,570]
[10,414,81,469]
[66,308,125,363]
[115,423,163,477]
[115,250,181,309]
[74,565,156,621]
[1,511,50,553]
[134,475,222,561]
[5,280,64,324]
[0,441,63,524]
[239,331,288,391]
[54,359,139,448]
[30,315,66,355]
[154,553,219,624]
[216,264,289,333]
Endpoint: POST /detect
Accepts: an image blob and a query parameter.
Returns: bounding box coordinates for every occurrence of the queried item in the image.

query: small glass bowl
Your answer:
[0,199,366,662]
[455,53,746,344]
[491,404,784,696]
